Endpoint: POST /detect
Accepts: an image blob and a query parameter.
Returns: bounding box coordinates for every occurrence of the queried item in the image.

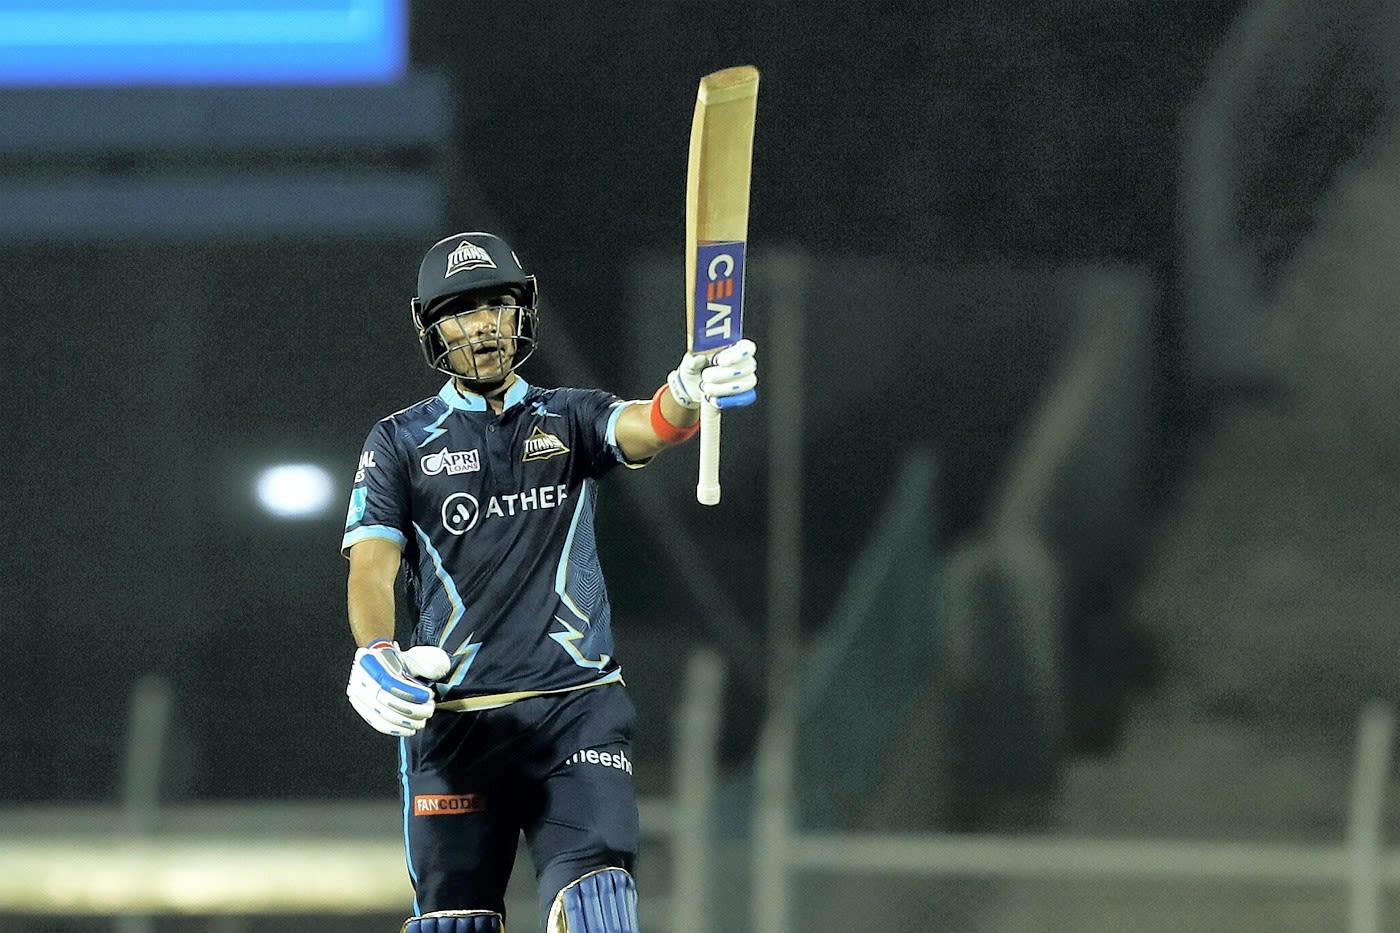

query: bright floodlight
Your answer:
[256,464,335,518]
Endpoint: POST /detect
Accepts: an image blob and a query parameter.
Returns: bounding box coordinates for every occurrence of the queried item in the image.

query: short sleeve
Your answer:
[563,388,649,478]
[340,419,410,557]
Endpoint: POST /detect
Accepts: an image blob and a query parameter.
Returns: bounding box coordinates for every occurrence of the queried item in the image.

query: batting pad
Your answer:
[546,867,639,932]
[401,909,504,932]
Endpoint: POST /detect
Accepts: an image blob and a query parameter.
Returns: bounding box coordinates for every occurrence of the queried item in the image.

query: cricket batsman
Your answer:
[341,232,757,932]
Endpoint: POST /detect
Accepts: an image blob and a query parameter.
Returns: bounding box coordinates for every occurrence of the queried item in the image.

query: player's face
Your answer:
[433,292,521,383]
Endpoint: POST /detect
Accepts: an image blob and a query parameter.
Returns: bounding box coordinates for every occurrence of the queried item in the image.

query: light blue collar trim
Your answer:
[438,377,531,413]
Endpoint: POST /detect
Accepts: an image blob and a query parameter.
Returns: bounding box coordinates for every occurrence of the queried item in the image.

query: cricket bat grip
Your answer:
[695,389,754,505]
[697,403,722,505]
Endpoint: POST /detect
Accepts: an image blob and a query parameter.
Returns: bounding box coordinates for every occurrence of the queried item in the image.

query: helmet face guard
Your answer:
[411,232,540,384]
[412,297,539,383]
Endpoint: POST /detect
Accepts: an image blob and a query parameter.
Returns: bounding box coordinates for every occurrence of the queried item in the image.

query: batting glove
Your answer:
[667,338,758,410]
[347,640,451,737]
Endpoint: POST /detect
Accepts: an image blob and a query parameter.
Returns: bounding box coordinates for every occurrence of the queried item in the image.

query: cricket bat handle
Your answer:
[696,389,755,505]
[697,402,722,505]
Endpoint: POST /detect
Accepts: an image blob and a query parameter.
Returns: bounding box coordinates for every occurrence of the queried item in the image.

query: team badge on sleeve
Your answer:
[355,451,378,482]
[345,487,368,528]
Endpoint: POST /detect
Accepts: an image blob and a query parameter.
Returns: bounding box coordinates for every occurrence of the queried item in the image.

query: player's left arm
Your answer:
[613,338,757,462]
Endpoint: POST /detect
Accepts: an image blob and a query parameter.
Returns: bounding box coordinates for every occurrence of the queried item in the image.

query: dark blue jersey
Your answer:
[342,378,647,711]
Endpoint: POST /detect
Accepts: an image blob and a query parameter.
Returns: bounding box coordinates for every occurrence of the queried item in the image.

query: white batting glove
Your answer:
[667,338,758,410]
[346,640,451,737]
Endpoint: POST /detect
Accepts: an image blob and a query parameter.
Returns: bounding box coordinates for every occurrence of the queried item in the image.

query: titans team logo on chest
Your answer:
[522,425,569,462]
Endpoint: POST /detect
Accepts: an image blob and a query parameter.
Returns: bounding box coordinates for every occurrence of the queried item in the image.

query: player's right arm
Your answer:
[347,537,401,647]
[341,421,446,736]
[345,537,449,736]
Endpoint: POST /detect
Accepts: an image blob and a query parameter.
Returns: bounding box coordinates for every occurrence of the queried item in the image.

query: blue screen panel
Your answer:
[0,0,406,86]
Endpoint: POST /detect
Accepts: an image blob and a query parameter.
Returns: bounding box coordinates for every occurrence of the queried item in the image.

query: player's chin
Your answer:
[478,354,517,378]
[447,352,504,380]
[469,362,511,382]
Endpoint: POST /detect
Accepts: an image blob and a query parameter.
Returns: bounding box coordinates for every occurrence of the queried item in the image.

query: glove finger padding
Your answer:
[347,641,439,737]
[666,353,708,409]
[347,673,435,719]
[700,340,758,404]
[701,370,758,401]
[347,685,426,737]
[709,338,756,368]
[669,338,758,409]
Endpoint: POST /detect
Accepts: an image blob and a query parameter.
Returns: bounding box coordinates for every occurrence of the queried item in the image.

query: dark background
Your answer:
[0,1,1245,804]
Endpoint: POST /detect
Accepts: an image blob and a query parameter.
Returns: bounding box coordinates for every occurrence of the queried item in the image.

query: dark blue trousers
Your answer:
[399,684,640,926]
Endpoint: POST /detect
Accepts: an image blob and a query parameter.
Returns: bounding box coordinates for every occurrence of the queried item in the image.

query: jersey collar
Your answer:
[438,377,531,413]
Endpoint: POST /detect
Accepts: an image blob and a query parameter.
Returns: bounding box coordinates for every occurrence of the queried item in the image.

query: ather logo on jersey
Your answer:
[442,492,481,534]
[441,484,570,535]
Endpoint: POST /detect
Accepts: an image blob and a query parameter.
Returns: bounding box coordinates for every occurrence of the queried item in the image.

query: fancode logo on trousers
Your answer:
[413,794,486,815]
[565,747,633,775]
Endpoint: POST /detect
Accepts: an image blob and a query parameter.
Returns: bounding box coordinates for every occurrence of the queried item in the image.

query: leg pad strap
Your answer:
[547,867,639,932]
[401,909,504,933]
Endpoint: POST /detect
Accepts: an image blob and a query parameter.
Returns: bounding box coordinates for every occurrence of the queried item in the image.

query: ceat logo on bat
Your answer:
[693,240,746,352]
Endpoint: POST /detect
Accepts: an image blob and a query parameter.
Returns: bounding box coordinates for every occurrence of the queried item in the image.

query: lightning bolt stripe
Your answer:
[413,522,483,693]
[550,479,618,673]
[549,615,611,671]
[375,380,628,713]
[442,638,481,692]
[397,739,421,915]
[418,378,534,447]
[554,479,599,623]
[413,522,465,642]
[417,405,454,448]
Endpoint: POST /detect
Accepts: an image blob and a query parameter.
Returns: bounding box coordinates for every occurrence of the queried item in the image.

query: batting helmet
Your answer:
[410,232,540,382]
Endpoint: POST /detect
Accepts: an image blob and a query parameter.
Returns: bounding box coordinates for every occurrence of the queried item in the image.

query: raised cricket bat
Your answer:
[686,65,760,506]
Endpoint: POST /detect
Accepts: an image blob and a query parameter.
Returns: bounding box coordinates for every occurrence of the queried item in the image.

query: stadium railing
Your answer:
[744,0,1400,914]
[753,699,1397,933]
[748,257,1400,928]
[0,649,727,932]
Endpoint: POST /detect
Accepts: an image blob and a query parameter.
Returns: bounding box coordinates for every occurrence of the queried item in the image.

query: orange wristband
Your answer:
[649,386,699,443]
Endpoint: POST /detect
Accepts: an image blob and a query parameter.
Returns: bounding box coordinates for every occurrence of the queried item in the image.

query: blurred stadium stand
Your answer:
[30,0,1400,930]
